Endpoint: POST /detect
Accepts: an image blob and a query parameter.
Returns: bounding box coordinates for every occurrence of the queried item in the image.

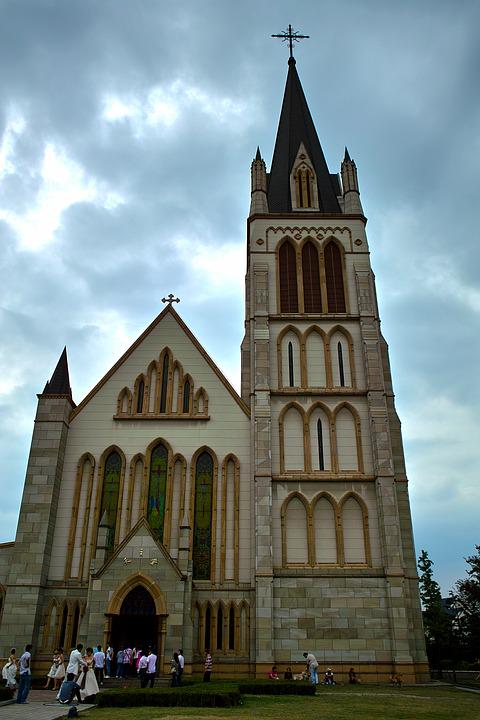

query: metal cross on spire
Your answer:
[271,24,309,59]
[162,293,180,305]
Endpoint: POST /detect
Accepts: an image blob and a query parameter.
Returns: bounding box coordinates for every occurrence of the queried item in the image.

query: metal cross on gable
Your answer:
[162,293,180,305]
[271,24,309,59]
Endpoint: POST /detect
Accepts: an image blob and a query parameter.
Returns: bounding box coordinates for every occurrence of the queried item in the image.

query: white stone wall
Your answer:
[272,481,382,568]
[48,311,251,584]
[271,396,374,477]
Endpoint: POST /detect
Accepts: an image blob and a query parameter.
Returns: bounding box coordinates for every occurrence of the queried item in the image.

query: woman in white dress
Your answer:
[2,648,18,695]
[44,648,65,690]
[79,647,99,701]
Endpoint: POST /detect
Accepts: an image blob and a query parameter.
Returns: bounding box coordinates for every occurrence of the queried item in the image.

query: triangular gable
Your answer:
[70,305,249,420]
[92,517,184,580]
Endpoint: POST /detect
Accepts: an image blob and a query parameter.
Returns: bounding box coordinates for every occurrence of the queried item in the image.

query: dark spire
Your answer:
[43,347,72,397]
[267,60,341,213]
[255,146,262,161]
[344,146,351,162]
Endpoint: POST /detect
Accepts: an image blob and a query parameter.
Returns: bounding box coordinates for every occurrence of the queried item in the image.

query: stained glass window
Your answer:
[100,451,121,554]
[160,353,169,412]
[325,241,346,313]
[193,451,214,580]
[279,241,299,312]
[148,443,168,542]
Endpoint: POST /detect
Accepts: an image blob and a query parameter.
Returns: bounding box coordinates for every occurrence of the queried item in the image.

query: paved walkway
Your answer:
[0,690,94,720]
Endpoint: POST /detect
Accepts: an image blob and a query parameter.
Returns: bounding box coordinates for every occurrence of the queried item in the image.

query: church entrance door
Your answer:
[111,585,159,653]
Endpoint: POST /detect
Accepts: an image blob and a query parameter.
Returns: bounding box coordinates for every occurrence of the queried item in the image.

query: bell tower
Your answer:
[243,47,428,681]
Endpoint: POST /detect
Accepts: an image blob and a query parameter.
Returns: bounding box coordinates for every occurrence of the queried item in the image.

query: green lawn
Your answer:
[85,684,480,720]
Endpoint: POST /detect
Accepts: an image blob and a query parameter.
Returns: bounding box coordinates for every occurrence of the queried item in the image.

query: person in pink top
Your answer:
[145,647,157,688]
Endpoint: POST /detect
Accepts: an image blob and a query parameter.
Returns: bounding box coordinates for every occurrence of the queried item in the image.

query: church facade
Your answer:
[0,57,428,681]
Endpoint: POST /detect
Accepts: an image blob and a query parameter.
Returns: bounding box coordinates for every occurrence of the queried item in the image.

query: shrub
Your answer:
[238,681,315,695]
[97,686,241,708]
[0,687,12,701]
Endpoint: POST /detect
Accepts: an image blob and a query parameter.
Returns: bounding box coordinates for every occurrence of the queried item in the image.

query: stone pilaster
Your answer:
[250,263,275,666]
[0,395,73,655]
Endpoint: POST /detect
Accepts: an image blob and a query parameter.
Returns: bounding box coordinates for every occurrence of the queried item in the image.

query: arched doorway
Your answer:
[110,585,159,653]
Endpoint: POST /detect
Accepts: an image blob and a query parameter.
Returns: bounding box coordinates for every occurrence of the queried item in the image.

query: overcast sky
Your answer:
[1,0,479,593]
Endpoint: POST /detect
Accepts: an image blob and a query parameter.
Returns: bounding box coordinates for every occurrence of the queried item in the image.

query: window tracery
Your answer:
[281,491,371,567]
[115,349,209,420]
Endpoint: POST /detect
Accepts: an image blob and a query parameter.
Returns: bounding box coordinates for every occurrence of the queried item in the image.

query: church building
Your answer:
[0,54,428,681]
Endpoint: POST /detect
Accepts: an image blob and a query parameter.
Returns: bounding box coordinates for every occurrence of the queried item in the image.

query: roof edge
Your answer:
[70,305,250,421]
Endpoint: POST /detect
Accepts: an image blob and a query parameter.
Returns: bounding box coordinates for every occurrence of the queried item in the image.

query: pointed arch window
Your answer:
[229,605,235,650]
[204,605,211,650]
[58,603,68,649]
[279,241,299,313]
[193,451,214,580]
[302,241,322,312]
[100,451,121,554]
[148,443,168,542]
[324,241,346,313]
[136,380,145,413]
[182,379,191,413]
[296,169,313,208]
[159,353,169,412]
[71,604,80,647]
[288,342,294,387]
[216,606,223,650]
[317,419,325,471]
[337,342,345,387]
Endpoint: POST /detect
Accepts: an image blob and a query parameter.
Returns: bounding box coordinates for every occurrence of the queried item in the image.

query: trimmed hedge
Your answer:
[0,688,12,701]
[97,686,241,708]
[239,681,316,696]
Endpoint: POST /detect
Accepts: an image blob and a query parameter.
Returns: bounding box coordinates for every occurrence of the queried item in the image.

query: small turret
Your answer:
[249,147,268,215]
[42,346,73,400]
[341,147,363,214]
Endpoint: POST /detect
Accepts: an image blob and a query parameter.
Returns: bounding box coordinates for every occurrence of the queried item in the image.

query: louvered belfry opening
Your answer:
[302,241,322,312]
[279,241,299,312]
[324,241,346,312]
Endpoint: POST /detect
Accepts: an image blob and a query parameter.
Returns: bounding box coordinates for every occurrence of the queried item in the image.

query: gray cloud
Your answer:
[1,0,479,593]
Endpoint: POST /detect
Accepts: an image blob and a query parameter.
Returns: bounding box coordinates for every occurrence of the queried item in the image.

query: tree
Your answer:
[450,544,480,663]
[418,549,453,672]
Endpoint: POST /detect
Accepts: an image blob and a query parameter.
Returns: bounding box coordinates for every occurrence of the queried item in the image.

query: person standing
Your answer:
[203,650,212,682]
[145,647,157,688]
[303,651,319,685]
[79,648,100,701]
[44,648,63,689]
[67,643,84,681]
[93,645,105,685]
[105,644,113,678]
[169,652,179,687]
[138,652,148,688]
[16,644,32,704]
[124,646,133,676]
[53,648,66,691]
[116,647,125,678]
[177,648,185,686]
[2,648,18,696]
